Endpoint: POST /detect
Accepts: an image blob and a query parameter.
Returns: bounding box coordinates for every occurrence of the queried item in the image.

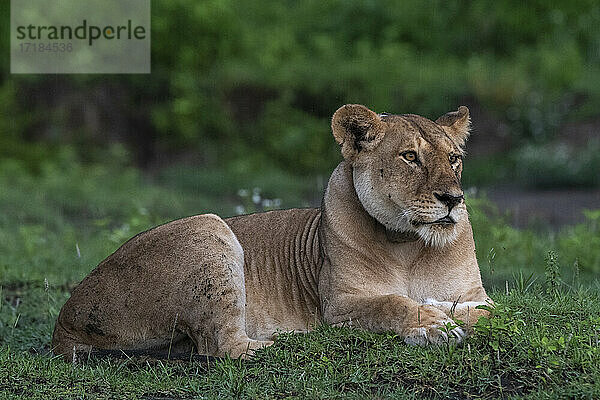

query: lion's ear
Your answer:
[331,104,385,160]
[435,106,471,147]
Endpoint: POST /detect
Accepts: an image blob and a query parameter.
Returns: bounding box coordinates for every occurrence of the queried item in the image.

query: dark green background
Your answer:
[2,0,600,188]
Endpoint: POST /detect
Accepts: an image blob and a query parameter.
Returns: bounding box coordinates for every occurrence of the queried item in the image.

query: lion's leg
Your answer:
[176,217,273,359]
[422,300,491,328]
[52,214,273,361]
[324,294,465,346]
[422,287,493,328]
[180,262,274,358]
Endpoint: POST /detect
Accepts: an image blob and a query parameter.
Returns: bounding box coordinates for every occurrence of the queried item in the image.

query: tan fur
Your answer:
[52,104,490,360]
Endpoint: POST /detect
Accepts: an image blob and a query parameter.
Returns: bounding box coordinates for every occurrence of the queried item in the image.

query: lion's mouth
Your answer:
[412,215,455,226]
[431,216,455,225]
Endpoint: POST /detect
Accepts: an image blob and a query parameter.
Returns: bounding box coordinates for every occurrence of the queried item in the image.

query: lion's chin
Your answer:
[414,223,460,248]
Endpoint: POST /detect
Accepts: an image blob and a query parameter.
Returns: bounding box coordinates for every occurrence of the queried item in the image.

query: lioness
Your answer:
[53,104,491,360]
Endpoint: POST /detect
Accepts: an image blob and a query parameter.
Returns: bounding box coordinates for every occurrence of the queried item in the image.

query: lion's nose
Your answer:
[433,192,464,211]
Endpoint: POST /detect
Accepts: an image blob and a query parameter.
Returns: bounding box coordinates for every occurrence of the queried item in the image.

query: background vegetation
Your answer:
[1,1,600,398]
[1,1,600,183]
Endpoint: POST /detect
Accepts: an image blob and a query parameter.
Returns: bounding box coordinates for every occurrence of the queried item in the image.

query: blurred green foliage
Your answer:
[464,140,600,188]
[2,1,600,178]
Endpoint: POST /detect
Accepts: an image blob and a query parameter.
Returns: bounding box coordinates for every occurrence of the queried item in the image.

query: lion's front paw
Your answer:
[403,318,465,347]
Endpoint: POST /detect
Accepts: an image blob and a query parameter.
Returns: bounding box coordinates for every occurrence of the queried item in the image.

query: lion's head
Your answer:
[331,104,471,248]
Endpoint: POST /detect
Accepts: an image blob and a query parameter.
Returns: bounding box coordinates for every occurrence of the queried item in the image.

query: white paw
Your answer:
[423,298,453,308]
[403,318,465,347]
[424,298,487,310]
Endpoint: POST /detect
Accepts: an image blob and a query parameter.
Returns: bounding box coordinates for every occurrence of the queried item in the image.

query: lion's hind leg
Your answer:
[52,213,272,361]
[174,214,273,359]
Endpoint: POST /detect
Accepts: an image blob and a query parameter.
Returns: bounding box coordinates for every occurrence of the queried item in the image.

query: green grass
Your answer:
[2,286,600,399]
[1,158,600,398]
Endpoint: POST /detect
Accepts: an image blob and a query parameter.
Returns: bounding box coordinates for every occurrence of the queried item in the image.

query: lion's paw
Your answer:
[230,339,274,359]
[403,319,465,347]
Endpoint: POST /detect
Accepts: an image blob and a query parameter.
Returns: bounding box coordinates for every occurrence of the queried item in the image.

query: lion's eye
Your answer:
[449,154,462,164]
[402,151,418,163]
